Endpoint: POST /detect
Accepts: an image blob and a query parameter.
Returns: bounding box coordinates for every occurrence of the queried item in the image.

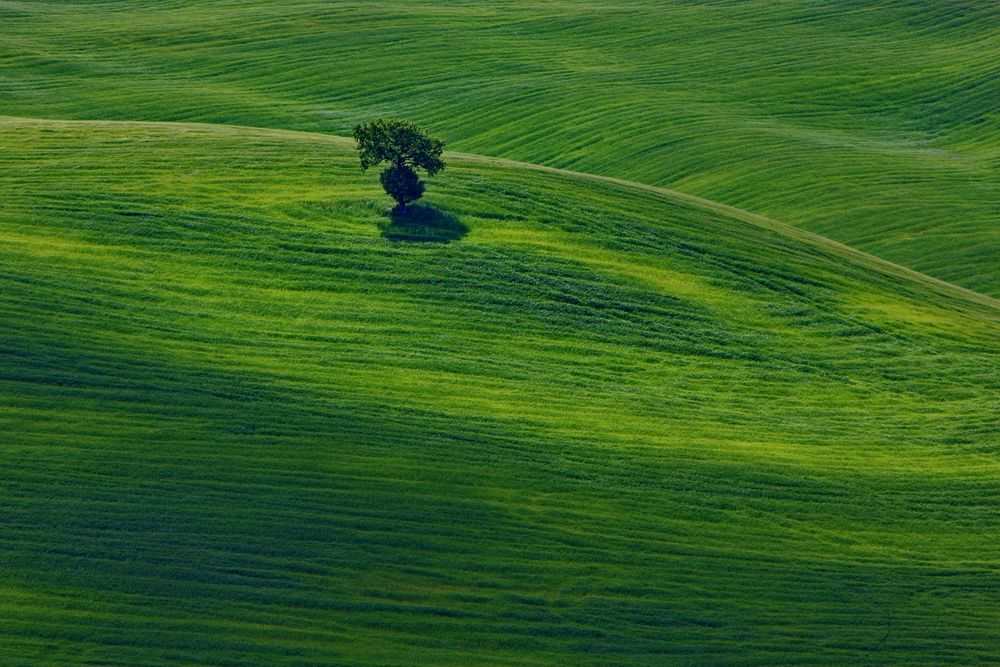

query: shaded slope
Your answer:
[1,118,999,665]
[2,0,998,294]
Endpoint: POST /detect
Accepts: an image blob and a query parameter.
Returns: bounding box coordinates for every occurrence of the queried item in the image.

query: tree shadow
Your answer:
[380,204,469,243]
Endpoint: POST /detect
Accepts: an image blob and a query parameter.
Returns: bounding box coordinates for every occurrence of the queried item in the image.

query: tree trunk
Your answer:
[396,158,407,216]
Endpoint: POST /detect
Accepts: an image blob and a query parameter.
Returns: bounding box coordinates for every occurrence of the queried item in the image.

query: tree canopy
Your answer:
[353,119,444,212]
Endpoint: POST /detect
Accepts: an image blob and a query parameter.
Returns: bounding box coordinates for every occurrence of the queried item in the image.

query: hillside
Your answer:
[1,1,998,295]
[2,117,999,664]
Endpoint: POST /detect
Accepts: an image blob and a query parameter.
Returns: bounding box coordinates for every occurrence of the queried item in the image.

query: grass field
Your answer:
[1,1,998,294]
[2,116,999,664]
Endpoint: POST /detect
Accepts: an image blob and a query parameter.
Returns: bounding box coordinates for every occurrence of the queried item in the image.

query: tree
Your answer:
[352,118,445,214]
[379,164,424,209]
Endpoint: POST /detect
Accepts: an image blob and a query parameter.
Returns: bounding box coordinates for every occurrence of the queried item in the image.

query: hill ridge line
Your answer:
[5,114,997,313]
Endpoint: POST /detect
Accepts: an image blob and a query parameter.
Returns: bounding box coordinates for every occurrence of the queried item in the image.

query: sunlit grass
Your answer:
[1,118,998,664]
[2,1,997,294]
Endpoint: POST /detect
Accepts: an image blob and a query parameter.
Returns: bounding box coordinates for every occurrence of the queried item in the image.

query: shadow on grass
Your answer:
[380,204,468,243]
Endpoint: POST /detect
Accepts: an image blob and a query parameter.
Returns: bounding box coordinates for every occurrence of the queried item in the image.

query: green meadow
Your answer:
[2,1,1000,665]
[1,1,998,293]
[2,117,999,664]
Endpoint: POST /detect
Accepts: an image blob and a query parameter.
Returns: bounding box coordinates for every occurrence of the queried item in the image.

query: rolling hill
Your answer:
[1,0,998,295]
[1,116,998,664]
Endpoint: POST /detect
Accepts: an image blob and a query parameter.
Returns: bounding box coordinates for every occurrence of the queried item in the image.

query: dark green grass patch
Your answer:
[380,204,469,243]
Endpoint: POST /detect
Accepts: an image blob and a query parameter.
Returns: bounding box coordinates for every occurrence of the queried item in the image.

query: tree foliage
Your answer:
[353,118,444,211]
[379,164,424,208]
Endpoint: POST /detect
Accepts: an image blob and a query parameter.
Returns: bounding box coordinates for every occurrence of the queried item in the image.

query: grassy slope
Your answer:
[2,117,999,664]
[1,0,998,295]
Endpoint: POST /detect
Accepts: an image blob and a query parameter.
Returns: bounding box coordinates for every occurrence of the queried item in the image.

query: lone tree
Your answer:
[352,118,445,214]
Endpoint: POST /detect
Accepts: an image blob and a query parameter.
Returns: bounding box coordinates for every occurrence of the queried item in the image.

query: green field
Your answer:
[2,117,999,664]
[3,1,1000,664]
[1,1,998,294]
